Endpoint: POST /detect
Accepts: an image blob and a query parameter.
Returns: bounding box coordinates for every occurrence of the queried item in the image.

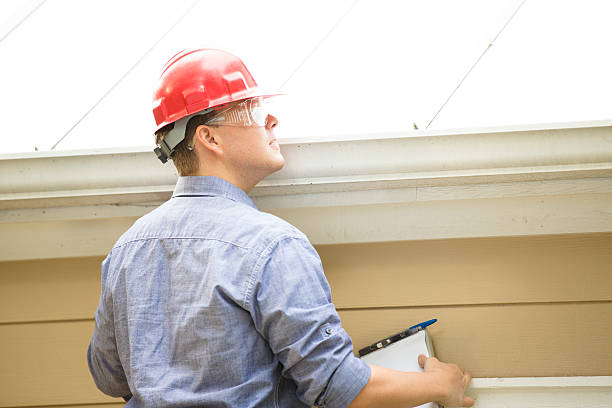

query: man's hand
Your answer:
[418,355,475,407]
[349,356,475,408]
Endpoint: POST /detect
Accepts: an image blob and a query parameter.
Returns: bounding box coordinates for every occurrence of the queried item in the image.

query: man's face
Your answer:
[216,112,285,182]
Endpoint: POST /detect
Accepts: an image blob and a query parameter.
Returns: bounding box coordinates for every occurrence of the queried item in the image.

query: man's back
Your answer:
[88,176,370,407]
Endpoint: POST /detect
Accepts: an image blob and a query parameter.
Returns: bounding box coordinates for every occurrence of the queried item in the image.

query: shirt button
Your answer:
[325,328,332,335]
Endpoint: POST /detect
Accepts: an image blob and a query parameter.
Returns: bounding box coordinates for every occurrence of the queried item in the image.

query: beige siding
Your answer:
[0,320,121,407]
[339,303,612,377]
[0,232,611,406]
[319,233,612,308]
[319,233,612,377]
[0,257,103,323]
[45,406,125,408]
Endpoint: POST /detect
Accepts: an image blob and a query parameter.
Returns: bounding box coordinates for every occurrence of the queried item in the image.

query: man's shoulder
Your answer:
[237,206,309,247]
[110,198,307,252]
[110,201,170,248]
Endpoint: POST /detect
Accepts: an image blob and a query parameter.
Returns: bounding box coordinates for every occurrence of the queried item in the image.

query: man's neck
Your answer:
[189,169,258,194]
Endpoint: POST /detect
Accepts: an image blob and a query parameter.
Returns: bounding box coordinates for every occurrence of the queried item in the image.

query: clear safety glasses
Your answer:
[206,96,272,127]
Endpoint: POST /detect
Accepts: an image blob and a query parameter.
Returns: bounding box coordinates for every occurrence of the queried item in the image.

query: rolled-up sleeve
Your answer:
[248,236,371,408]
[87,255,130,398]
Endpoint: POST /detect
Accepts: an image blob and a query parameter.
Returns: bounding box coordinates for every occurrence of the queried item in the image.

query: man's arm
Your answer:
[349,355,475,408]
[248,236,371,407]
[248,235,473,408]
[87,255,131,399]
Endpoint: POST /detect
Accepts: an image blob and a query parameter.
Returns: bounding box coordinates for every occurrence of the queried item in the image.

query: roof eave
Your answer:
[1,120,611,260]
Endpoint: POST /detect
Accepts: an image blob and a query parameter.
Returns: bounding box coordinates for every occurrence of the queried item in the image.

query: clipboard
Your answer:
[359,326,439,408]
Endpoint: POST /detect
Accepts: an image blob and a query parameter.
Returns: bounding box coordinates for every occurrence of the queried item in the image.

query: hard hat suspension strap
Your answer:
[154,108,214,163]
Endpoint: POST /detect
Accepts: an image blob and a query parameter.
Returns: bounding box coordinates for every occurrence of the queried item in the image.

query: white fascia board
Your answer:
[1,120,611,205]
[1,121,611,260]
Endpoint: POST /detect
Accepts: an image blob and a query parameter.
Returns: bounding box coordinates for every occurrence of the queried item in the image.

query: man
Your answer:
[87,48,474,407]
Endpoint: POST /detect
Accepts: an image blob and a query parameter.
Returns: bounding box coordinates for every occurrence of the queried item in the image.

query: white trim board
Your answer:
[468,376,612,408]
[1,121,611,260]
[2,121,611,202]
[2,190,611,261]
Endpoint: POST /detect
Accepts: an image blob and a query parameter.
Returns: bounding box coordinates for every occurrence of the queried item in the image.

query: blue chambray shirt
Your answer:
[87,176,370,407]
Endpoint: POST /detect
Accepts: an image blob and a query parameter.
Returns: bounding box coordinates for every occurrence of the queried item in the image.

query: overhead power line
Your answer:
[51,0,200,150]
[426,0,528,129]
[279,0,360,90]
[0,0,47,45]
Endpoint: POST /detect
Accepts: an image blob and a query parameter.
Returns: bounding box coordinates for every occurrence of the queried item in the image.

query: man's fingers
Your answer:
[418,354,427,368]
[462,396,475,407]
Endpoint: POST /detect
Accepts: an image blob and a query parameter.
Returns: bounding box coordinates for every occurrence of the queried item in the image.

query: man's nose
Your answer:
[266,114,278,129]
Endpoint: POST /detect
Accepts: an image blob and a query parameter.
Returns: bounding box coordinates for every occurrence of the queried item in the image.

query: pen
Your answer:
[409,318,437,331]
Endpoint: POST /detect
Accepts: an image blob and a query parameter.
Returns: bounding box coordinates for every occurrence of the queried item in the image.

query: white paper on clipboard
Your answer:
[360,330,439,408]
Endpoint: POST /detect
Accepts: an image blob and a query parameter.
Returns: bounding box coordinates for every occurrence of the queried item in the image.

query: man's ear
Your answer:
[194,125,223,156]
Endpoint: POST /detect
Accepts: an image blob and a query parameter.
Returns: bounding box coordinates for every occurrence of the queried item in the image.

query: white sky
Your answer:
[0,0,610,154]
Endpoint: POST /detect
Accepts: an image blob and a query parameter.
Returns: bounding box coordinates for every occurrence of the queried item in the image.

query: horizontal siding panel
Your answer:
[52,406,124,408]
[2,233,611,324]
[318,232,612,309]
[1,303,610,406]
[0,321,122,407]
[339,302,612,378]
[0,257,104,324]
[12,405,126,408]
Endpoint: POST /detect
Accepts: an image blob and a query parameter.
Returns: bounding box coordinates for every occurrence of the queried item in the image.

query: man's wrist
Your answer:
[422,371,449,403]
[349,365,449,408]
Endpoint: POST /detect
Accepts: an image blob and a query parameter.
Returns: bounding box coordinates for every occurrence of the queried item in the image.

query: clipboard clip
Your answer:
[358,319,437,357]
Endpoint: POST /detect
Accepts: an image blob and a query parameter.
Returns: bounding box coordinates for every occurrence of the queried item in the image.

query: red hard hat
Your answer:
[152,48,274,132]
[152,48,278,163]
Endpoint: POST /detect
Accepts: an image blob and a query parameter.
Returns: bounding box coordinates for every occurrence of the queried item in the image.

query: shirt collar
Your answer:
[172,176,258,210]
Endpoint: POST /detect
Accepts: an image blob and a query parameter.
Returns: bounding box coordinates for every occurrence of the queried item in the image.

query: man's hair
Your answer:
[154,111,219,176]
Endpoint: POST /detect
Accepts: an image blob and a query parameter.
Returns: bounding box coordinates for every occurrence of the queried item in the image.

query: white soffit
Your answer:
[0,121,611,261]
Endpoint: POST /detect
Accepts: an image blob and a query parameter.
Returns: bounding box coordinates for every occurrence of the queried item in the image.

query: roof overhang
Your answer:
[1,120,611,261]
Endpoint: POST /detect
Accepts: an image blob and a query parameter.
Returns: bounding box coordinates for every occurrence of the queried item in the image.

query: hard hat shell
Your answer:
[152,48,275,132]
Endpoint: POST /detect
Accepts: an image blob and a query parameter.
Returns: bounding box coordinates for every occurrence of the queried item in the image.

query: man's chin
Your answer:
[274,158,285,172]
[269,155,285,174]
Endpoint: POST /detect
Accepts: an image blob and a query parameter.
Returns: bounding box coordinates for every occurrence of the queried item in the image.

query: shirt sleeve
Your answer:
[87,255,131,398]
[247,236,371,408]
